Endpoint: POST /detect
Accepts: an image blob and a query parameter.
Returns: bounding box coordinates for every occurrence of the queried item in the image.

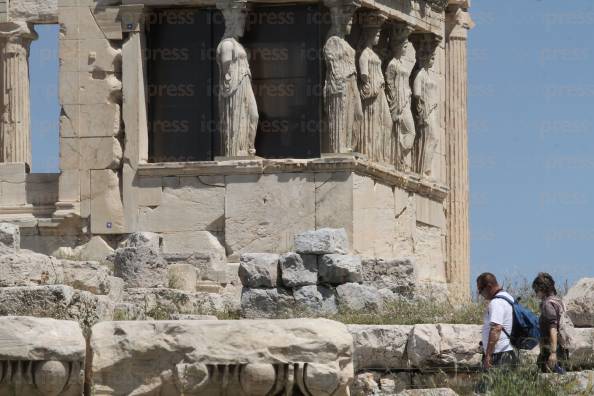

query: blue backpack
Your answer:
[494,294,540,350]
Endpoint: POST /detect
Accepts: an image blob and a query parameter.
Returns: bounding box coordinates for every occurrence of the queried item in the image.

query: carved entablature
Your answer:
[0,360,84,396]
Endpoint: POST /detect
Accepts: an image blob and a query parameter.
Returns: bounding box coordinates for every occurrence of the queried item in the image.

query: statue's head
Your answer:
[414,34,441,69]
[325,0,361,37]
[217,0,249,38]
[390,22,414,57]
[358,11,386,47]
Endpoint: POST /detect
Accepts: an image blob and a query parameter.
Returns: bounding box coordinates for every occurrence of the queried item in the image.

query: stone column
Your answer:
[0,21,37,172]
[445,0,474,301]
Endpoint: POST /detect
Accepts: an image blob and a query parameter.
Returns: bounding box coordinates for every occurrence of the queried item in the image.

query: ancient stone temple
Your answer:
[0,0,473,300]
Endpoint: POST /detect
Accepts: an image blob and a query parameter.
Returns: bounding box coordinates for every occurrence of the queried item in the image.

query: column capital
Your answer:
[120,4,146,33]
[446,6,474,40]
[0,21,37,44]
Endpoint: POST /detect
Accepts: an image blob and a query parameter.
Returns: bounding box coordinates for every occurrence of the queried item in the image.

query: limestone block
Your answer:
[0,222,20,249]
[59,136,79,170]
[394,188,415,257]
[352,174,396,257]
[106,276,125,302]
[170,314,218,320]
[571,328,594,365]
[397,389,459,396]
[61,259,113,295]
[161,231,226,261]
[0,183,26,206]
[294,285,338,316]
[415,195,446,229]
[113,245,168,288]
[0,316,84,360]
[414,224,447,284]
[225,262,241,285]
[351,372,380,396]
[335,283,383,312]
[347,325,412,370]
[59,70,79,106]
[113,302,146,321]
[58,169,80,203]
[92,6,122,40]
[295,228,349,255]
[90,319,354,395]
[136,176,162,207]
[80,103,120,137]
[361,258,416,297]
[195,281,222,293]
[90,169,125,233]
[436,324,482,367]
[240,287,295,319]
[79,72,121,105]
[280,252,318,287]
[79,137,123,170]
[319,254,362,285]
[168,263,197,292]
[238,253,280,288]
[138,176,225,233]
[225,173,315,259]
[79,39,121,72]
[0,317,84,396]
[123,287,226,319]
[0,162,26,183]
[76,235,114,261]
[164,252,227,284]
[119,231,161,251]
[314,172,354,240]
[406,324,441,367]
[0,285,114,332]
[0,250,64,287]
[9,0,58,23]
[564,278,594,327]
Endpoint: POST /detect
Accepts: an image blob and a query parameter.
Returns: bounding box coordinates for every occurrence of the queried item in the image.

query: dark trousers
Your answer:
[475,350,519,394]
[537,346,568,373]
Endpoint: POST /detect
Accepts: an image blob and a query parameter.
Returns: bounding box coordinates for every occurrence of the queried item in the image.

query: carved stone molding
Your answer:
[0,21,37,171]
[0,360,84,396]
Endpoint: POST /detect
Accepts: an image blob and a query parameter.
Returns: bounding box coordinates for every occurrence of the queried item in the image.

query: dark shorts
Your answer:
[537,346,569,373]
[491,350,519,368]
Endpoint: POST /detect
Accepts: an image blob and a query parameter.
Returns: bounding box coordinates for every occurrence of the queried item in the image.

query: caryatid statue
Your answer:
[411,34,441,177]
[355,12,392,163]
[385,22,416,172]
[216,0,259,157]
[322,0,362,154]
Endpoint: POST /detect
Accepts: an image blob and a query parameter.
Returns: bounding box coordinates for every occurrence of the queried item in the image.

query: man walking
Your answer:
[476,273,518,369]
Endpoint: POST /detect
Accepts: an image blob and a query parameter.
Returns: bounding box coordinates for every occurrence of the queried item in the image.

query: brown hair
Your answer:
[532,272,557,296]
[476,272,498,290]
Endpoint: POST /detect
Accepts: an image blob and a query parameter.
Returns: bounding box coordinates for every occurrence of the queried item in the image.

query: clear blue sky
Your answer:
[28,0,594,288]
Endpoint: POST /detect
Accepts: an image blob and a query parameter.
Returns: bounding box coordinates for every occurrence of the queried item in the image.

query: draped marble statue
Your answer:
[322,0,362,154]
[385,23,416,172]
[412,34,441,177]
[216,0,259,157]
[355,12,391,163]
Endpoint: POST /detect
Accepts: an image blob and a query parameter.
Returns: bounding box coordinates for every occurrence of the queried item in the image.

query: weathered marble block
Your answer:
[294,285,338,316]
[280,252,318,287]
[238,253,280,288]
[0,250,64,287]
[335,283,383,312]
[361,257,416,296]
[0,316,85,396]
[90,319,354,395]
[295,228,349,255]
[0,222,20,249]
[240,287,295,319]
[347,325,412,370]
[564,278,594,327]
[319,254,362,285]
[113,245,168,288]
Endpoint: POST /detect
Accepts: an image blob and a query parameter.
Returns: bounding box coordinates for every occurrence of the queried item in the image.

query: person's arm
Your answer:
[547,326,559,369]
[484,323,503,369]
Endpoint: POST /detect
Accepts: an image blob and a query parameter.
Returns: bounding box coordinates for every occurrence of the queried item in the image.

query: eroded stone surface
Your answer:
[336,283,382,312]
[0,250,64,287]
[0,222,20,249]
[295,228,349,255]
[238,253,280,288]
[168,263,198,292]
[113,245,168,288]
[280,252,318,287]
[240,287,295,319]
[90,319,354,395]
[319,254,362,285]
[407,324,441,367]
[348,325,412,370]
[294,285,338,316]
[362,257,416,296]
[564,278,594,327]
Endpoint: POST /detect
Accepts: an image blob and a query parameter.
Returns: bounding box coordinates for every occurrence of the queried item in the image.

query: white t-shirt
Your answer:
[482,291,514,354]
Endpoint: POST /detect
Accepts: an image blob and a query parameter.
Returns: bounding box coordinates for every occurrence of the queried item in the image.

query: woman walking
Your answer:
[532,272,570,373]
